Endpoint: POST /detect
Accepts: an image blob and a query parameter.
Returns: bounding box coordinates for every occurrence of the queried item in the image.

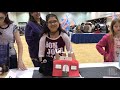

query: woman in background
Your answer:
[25,12,46,67]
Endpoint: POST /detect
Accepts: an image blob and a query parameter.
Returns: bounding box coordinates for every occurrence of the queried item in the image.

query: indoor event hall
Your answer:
[0,12,120,78]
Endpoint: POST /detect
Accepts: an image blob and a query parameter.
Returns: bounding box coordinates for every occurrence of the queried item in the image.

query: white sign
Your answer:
[59,56,72,61]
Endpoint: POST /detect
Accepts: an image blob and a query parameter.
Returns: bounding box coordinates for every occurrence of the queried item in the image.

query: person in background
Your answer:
[96,18,120,62]
[0,12,26,70]
[75,25,83,33]
[106,25,110,33]
[93,24,102,33]
[83,23,90,33]
[80,23,84,33]
[69,26,73,32]
[38,14,76,76]
[87,22,92,33]
[68,26,74,41]
[25,12,46,67]
[91,24,95,33]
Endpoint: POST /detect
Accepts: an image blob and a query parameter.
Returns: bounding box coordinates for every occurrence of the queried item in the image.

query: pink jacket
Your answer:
[96,34,114,62]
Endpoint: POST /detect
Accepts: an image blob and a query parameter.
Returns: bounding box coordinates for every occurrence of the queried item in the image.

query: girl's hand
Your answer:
[18,60,27,70]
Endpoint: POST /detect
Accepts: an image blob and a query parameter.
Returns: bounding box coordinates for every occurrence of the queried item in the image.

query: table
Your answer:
[71,33,106,44]
[3,62,120,78]
[79,62,120,78]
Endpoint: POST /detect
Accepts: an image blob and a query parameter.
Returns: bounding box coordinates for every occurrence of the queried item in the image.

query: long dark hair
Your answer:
[43,14,67,34]
[0,12,13,25]
[29,12,45,26]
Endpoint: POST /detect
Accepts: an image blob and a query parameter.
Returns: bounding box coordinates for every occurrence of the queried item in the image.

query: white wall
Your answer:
[85,12,113,20]
[16,12,29,23]
[16,12,48,22]
[8,12,18,25]
[41,12,49,20]
[9,12,104,26]
[8,12,115,26]
[86,12,91,20]
[91,12,97,19]
[85,12,114,25]
[50,12,86,25]
[106,17,112,26]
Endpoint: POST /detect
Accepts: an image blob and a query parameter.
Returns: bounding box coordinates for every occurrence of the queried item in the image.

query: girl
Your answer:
[96,18,120,62]
[38,14,76,76]
[0,12,26,70]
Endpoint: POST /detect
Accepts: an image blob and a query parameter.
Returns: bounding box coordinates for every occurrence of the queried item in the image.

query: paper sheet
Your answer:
[5,70,17,78]
[5,69,34,78]
[16,69,34,78]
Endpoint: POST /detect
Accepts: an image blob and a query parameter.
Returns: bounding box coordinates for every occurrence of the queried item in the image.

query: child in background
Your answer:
[96,18,120,62]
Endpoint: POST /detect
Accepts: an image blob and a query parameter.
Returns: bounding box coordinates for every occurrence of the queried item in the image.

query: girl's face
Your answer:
[113,22,120,34]
[0,13,6,25]
[47,17,59,33]
[31,12,40,19]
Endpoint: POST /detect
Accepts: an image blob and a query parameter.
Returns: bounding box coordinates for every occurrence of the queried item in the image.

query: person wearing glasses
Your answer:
[96,18,120,62]
[0,12,26,70]
[25,12,46,67]
[38,14,76,76]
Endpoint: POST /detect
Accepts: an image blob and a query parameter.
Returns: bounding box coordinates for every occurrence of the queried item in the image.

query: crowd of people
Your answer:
[68,22,110,34]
